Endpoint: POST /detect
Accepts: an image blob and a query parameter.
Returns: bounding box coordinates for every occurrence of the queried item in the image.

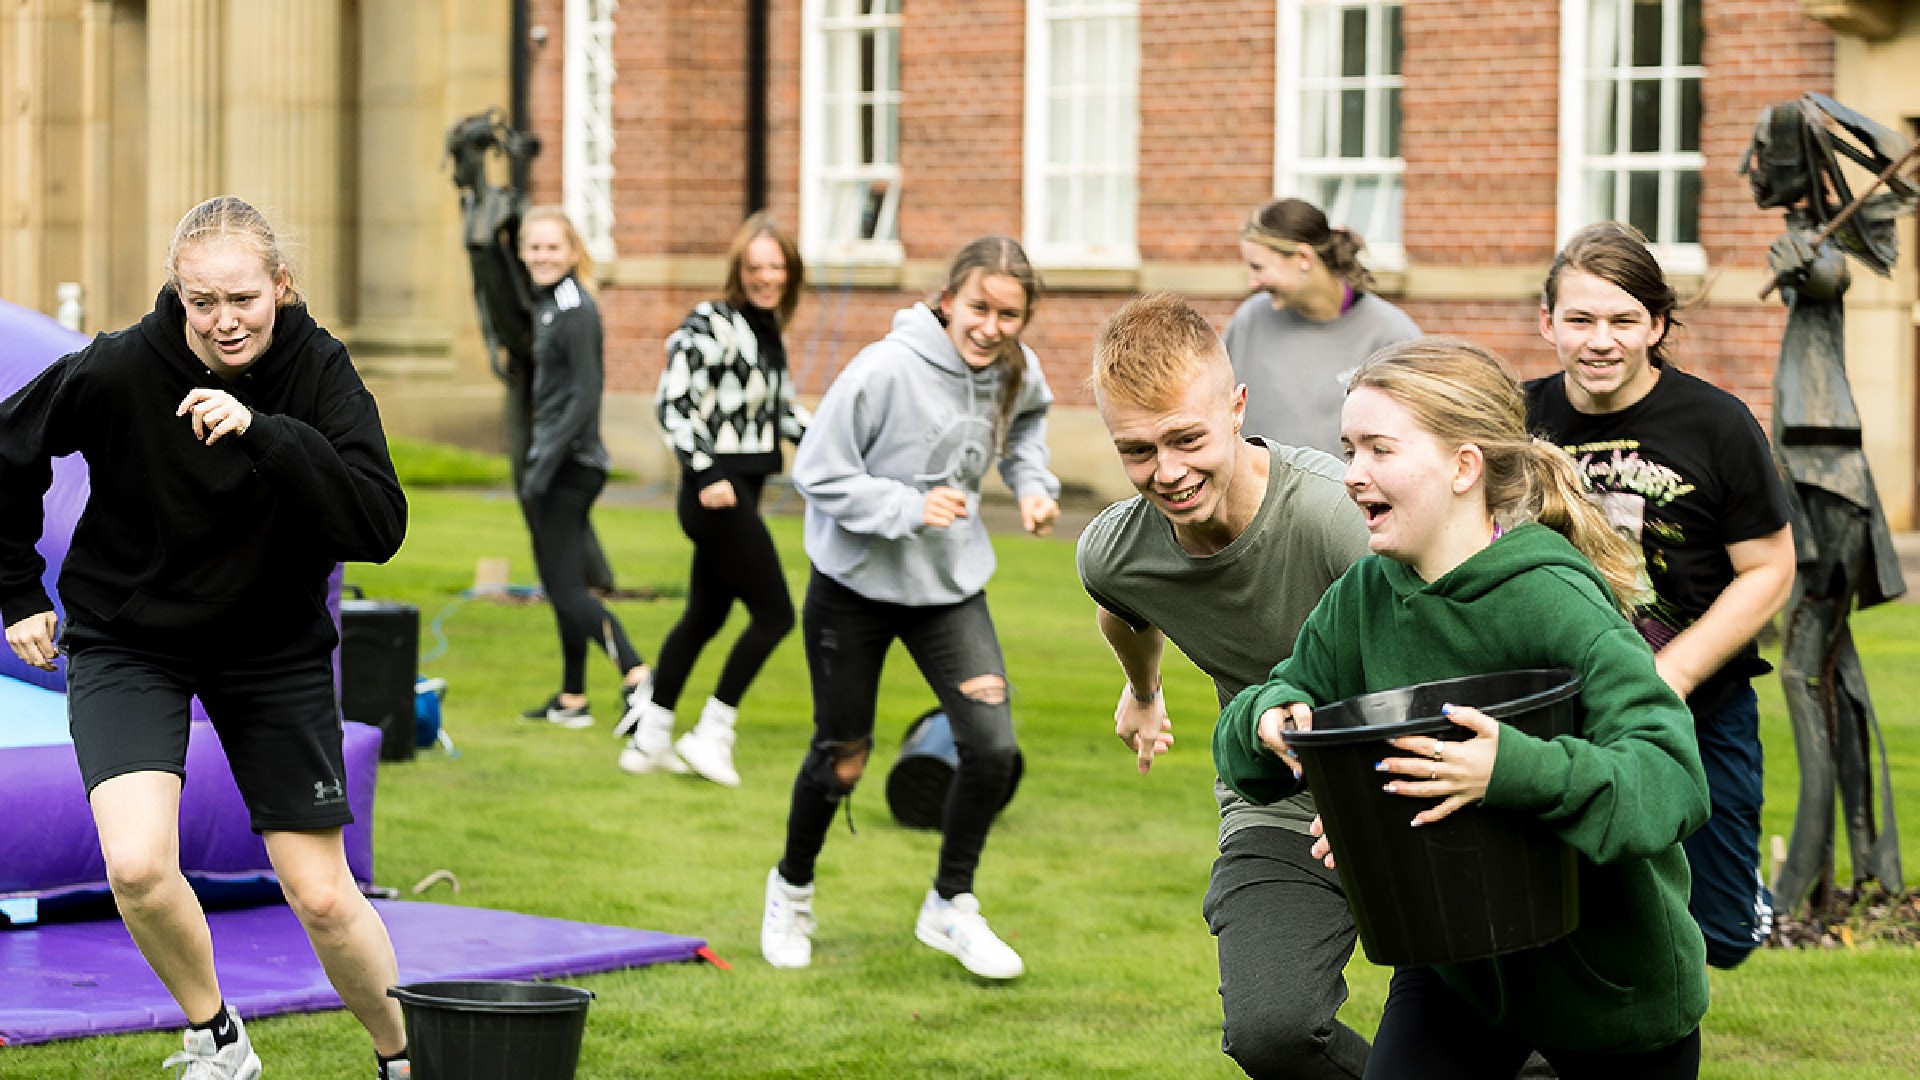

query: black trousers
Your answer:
[650,473,794,710]
[1365,966,1699,1079]
[522,460,642,694]
[778,570,1019,899]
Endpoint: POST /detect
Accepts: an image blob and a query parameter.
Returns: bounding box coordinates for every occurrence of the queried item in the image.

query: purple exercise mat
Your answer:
[0,899,708,1046]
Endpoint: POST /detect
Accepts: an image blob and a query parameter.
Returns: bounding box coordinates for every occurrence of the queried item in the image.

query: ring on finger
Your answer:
[1432,742,1446,761]
[1429,764,1438,780]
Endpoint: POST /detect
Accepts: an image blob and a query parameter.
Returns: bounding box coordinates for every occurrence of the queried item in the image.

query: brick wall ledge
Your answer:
[599,255,1800,306]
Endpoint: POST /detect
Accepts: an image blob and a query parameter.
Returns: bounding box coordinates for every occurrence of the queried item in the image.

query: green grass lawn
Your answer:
[10,484,1920,1077]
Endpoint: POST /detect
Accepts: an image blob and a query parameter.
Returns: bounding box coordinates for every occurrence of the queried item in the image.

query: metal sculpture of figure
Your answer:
[445,110,614,593]
[1741,92,1914,914]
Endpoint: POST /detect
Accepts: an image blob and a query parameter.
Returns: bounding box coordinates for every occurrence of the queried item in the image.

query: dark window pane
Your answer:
[859,182,884,241]
[1681,0,1702,66]
[861,103,875,164]
[1387,5,1403,76]
[1679,78,1700,153]
[1342,7,1366,78]
[1386,87,1401,158]
[1676,170,1699,244]
[1628,171,1660,237]
[1341,89,1365,157]
[1630,79,1660,153]
[1632,0,1662,67]
[860,31,876,94]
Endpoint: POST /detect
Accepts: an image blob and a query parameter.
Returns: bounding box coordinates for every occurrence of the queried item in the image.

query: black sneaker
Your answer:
[520,695,593,729]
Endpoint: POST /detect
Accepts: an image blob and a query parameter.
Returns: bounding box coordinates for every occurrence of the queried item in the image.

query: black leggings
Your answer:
[1365,966,1700,1079]
[523,460,643,694]
[649,473,794,710]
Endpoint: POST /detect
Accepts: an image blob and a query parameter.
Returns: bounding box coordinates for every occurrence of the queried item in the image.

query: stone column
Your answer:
[223,0,347,320]
[145,0,222,280]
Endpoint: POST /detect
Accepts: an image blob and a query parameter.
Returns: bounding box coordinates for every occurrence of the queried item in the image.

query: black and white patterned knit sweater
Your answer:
[656,300,809,490]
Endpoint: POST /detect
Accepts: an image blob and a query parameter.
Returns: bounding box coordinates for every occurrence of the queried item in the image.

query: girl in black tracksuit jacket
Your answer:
[516,207,650,728]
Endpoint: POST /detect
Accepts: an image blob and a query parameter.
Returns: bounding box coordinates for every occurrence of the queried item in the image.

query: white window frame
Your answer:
[1558,0,1705,274]
[800,0,904,266]
[1275,0,1406,270]
[1023,0,1139,270]
[563,0,618,265]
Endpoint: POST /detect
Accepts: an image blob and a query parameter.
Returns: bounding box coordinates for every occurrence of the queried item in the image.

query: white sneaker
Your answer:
[162,1007,262,1079]
[915,891,1024,979]
[676,722,740,787]
[618,736,689,775]
[761,867,816,969]
[613,678,653,739]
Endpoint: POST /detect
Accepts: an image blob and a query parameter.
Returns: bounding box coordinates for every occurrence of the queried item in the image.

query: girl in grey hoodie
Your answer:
[761,237,1061,981]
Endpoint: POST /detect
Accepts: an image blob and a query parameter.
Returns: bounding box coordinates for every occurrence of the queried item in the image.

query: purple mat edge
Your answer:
[0,899,709,1047]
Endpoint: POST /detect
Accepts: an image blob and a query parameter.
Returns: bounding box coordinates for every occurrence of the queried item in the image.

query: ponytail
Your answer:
[1524,437,1645,615]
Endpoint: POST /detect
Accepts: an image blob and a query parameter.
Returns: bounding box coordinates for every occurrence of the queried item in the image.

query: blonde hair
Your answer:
[722,212,806,326]
[165,196,301,307]
[936,236,1044,453]
[1090,292,1232,411]
[1349,337,1644,613]
[521,206,595,294]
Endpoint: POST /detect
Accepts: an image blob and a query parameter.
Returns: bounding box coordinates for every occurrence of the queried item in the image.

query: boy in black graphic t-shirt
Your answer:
[1527,223,1796,969]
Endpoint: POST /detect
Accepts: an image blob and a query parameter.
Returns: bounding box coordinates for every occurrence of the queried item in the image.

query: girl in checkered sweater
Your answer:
[618,213,810,787]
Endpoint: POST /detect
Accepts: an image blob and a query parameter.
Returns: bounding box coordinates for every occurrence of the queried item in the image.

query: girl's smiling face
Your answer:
[519,217,579,288]
[939,270,1030,370]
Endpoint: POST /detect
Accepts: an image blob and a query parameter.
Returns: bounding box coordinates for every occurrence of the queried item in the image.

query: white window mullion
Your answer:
[563,0,617,265]
[1024,0,1138,269]
[1560,0,1703,271]
[802,0,902,265]
[1276,1,1404,268]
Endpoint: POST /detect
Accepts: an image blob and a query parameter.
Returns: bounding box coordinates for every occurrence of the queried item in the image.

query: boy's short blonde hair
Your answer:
[1090,293,1231,411]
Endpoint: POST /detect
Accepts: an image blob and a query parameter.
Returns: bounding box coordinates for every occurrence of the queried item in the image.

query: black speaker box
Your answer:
[339,599,419,762]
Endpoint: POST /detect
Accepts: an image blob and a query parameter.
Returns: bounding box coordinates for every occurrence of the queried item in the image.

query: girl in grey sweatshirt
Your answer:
[762,237,1060,981]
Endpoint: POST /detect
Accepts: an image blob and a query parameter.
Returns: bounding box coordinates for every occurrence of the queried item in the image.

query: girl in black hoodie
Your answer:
[0,197,410,1080]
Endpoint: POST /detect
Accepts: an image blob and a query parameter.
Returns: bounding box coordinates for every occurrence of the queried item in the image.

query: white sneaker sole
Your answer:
[619,746,689,775]
[675,733,740,787]
[915,923,1024,980]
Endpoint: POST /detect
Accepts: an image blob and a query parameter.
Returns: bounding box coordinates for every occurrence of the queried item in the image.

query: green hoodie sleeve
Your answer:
[1213,583,1352,805]
[1483,577,1709,865]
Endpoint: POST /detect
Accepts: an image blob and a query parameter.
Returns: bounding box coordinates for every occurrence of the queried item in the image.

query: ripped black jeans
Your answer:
[778,568,1021,900]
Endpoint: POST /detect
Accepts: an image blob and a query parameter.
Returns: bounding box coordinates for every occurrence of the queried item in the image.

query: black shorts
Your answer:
[65,638,353,833]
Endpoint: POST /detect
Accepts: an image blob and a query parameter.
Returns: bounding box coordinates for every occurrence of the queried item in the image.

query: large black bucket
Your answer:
[1286,669,1582,966]
[885,708,1024,830]
[388,980,594,1080]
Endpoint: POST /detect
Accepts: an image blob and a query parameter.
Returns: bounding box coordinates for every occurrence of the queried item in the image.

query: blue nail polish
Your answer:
[1373,760,1386,771]
[1441,704,1454,716]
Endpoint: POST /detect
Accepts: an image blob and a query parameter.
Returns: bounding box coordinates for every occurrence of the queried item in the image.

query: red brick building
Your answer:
[518,1,1898,513]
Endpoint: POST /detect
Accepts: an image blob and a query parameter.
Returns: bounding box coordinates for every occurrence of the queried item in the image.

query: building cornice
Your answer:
[1802,0,1901,40]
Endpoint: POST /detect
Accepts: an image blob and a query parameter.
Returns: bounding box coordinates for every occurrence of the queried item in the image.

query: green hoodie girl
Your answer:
[1214,339,1710,1073]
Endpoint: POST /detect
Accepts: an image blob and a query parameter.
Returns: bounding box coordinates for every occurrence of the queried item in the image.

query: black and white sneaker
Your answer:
[520,695,593,729]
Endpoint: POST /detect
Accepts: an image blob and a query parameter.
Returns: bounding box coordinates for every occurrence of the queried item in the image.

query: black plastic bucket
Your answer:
[884,708,1024,830]
[388,980,594,1080]
[1287,668,1583,966]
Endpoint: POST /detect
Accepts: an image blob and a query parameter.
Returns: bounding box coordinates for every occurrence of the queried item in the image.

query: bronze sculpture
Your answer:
[1742,93,1913,915]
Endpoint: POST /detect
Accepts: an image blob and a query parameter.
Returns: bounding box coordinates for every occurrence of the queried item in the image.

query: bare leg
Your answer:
[90,771,224,1023]
[264,829,407,1056]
